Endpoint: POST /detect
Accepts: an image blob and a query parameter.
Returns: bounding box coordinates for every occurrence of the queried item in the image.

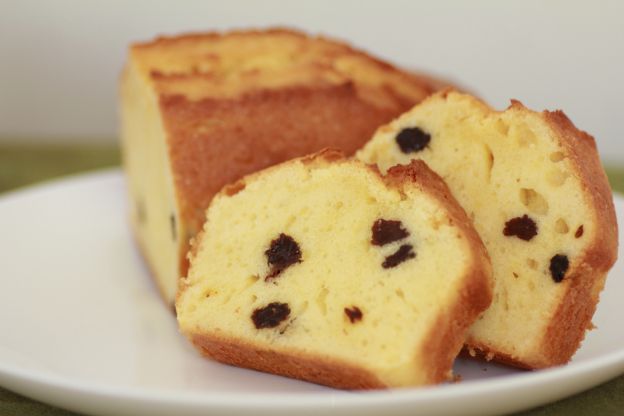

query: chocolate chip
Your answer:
[395,127,431,154]
[503,215,538,241]
[575,225,584,238]
[252,302,291,329]
[549,254,569,283]
[344,306,363,323]
[371,219,410,246]
[383,244,416,269]
[170,214,177,241]
[265,234,302,280]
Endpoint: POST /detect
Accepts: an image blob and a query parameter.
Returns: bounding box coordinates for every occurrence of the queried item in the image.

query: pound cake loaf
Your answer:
[357,90,618,369]
[176,149,492,389]
[120,28,445,303]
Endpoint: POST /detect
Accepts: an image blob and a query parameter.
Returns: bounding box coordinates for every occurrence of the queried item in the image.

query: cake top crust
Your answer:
[129,28,437,106]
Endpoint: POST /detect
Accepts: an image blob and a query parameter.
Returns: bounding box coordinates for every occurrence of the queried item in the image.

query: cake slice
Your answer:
[357,90,618,368]
[120,28,445,304]
[175,149,492,389]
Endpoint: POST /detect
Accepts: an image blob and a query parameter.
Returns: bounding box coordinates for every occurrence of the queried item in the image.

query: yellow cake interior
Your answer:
[120,60,183,301]
[177,158,480,386]
[357,92,595,365]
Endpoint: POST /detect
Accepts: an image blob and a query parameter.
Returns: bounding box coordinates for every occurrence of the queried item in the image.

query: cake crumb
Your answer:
[452,373,463,383]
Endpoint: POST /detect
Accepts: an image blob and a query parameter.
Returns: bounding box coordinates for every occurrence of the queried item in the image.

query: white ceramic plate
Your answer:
[0,169,622,416]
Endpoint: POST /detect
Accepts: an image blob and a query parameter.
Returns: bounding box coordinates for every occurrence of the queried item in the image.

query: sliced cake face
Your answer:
[357,91,618,368]
[121,59,183,301]
[176,151,492,389]
[121,28,444,303]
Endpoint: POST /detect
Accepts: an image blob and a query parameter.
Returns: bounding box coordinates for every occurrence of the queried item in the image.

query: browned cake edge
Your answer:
[463,99,618,369]
[538,109,617,367]
[384,160,493,382]
[178,149,493,389]
[190,332,387,390]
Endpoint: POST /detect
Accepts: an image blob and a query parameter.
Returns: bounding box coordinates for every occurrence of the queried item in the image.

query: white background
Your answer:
[1,0,622,163]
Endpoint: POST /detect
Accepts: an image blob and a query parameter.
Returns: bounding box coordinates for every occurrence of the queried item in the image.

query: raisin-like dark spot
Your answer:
[371,219,410,246]
[383,244,416,269]
[265,233,302,280]
[575,225,584,238]
[503,215,538,241]
[344,306,363,323]
[252,302,290,329]
[549,254,569,283]
[395,127,431,154]
[170,214,177,241]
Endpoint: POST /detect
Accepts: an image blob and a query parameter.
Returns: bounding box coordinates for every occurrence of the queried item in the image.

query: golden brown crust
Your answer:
[132,27,438,97]
[300,147,346,164]
[459,345,533,370]
[477,104,618,369]
[534,110,617,367]
[422,254,493,381]
[543,110,618,273]
[384,161,493,381]
[191,333,386,390]
[132,27,438,106]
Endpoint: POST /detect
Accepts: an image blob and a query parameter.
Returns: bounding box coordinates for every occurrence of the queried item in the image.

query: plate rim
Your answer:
[0,347,623,408]
[0,169,623,413]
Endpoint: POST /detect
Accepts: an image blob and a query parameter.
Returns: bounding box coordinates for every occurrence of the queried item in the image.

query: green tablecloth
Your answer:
[0,143,622,416]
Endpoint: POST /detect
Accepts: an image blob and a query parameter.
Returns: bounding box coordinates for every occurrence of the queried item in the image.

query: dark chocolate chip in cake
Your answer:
[344,306,363,323]
[395,127,431,154]
[575,225,584,238]
[383,244,416,269]
[549,254,569,283]
[371,219,410,246]
[503,215,538,241]
[252,302,291,329]
[265,233,302,280]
